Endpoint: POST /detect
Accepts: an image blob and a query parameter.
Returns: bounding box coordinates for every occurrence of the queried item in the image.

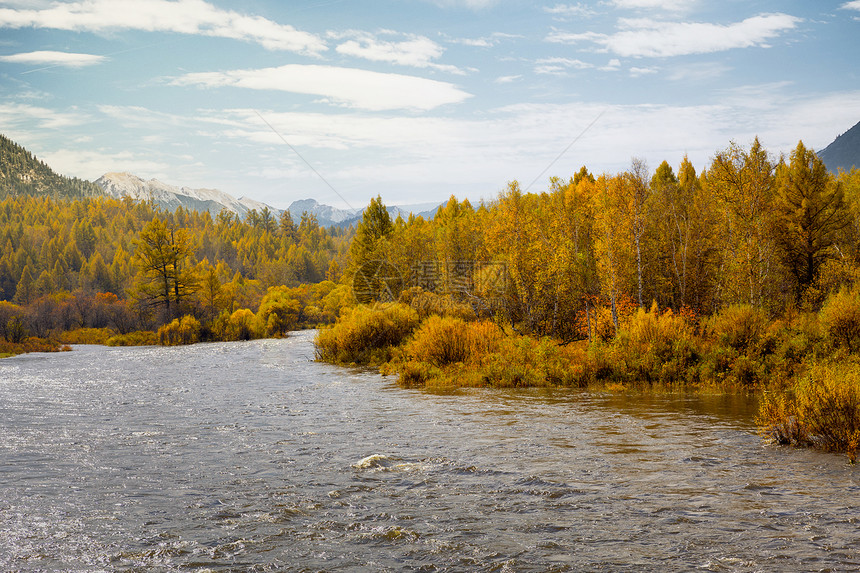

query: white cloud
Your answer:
[629,66,658,76]
[450,32,521,48]
[170,64,472,111]
[333,31,462,74]
[547,13,801,58]
[0,102,88,129]
[601,58,622,71]
[667,61,731,82]
[841,1,860,11]
[544,3,598,20]
[40,148,169,180]
[535,57,593,75]
[0,0,326,55]
[0,50,105,67]
[495,75,521,84]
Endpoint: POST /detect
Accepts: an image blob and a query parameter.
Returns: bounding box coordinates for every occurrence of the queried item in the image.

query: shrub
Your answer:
[157,315,202,346]
[222,308,261,341]
[405,317,505,365]
[59,327,115,345]
[704,304,769,352]
[106,330,158,346]
[610,303,698,386]
[405,316,472,366]
[398,287,475,321]
[314,303,419,366]
[759,360,860,461]
[256,287,302,337]
[819,285,860,352]
[396,319,591,389]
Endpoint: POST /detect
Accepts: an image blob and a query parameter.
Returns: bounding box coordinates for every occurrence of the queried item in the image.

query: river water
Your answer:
[1,331,858,572]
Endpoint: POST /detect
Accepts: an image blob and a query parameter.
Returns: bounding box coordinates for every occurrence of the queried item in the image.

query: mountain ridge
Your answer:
[94,172,442,227]
[819,120,860,174]
[0,134,103,199]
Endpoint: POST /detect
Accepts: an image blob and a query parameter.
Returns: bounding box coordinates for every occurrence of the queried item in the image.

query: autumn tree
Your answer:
[648,156,719,313]
[705,138,776,308]
[133,217,198,321]
[348,196,397,302]
[772,141,851,302]
[593,174,635,332]
[627,158,650,308]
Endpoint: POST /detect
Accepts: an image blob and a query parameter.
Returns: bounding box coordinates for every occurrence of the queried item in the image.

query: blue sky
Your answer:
[1,0,859,210]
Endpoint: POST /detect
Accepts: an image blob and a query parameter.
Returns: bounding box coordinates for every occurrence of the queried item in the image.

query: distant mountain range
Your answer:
[94,172,442,227]
[819,119,860,174]
[95,172,273,218]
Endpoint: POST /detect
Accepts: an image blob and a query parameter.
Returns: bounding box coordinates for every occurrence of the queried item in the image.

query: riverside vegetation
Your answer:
[315,139,860,460]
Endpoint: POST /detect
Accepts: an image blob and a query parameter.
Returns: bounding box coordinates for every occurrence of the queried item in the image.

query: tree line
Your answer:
[351,139,860,340]
[0,193,352,340]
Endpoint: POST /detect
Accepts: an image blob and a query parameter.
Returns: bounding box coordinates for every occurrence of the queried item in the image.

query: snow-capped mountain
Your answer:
[94,172,281,218]
[285,198,360,226]
[94,172,443,227]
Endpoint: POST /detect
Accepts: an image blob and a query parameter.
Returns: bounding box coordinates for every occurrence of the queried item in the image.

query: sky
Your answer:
[1,0,859,210]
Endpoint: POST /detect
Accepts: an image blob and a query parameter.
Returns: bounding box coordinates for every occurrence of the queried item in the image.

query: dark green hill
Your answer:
[0,134,104,199]
[819,120,860,174]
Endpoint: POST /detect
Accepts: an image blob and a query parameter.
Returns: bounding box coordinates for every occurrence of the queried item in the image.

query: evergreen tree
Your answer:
[773,141,851,301]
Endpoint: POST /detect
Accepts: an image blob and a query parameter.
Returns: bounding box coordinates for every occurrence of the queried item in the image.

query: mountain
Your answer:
[95,172,282,218]
[96,172,442,227]
[281,199,443,228]
[334,202,443,229]
[819,120,860,174]
[285,198,359,227]
[0,134,103,199]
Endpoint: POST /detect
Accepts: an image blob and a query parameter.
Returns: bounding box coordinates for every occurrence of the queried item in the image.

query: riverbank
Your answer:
[314,293,860,460]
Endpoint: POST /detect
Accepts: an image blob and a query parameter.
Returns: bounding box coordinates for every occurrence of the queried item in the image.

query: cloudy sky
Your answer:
[1,0,859,209]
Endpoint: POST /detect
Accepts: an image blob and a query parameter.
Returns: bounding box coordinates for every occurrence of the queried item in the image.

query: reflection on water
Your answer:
[0,332,857,572]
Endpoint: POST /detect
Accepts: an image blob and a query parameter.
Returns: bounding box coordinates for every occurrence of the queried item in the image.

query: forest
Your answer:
[0,189,355,350]
[3,135,860,458]
[316,138,860,460]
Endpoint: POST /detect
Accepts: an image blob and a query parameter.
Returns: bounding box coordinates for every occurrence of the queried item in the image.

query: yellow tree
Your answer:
[592,173,635,332]
[705,138,776,308]
[133,217,198,321]
[649,156,719,313]
[772,141,851,301]
[627,158,650,308]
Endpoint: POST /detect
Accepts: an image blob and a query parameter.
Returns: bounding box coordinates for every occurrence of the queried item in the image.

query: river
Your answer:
[1,331,858,572]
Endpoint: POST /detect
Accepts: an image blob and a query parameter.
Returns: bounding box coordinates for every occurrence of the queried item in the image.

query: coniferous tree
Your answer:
[773,141,851,302]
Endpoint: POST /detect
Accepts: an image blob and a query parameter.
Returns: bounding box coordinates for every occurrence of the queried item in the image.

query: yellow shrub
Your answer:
[405,317,502,367]
[704,304,769,351]
[623,303,691,353]
[820,285,860,353]
[59,327,115,345]
[225,308,260,341]
[314,303,419,366]
[760,360,860,461]
[106,330,157,346]
[157,315,201,346]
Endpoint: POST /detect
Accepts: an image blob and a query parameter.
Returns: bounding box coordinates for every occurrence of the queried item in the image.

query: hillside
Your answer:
[0,134,103,199]
[819,120,860,173]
